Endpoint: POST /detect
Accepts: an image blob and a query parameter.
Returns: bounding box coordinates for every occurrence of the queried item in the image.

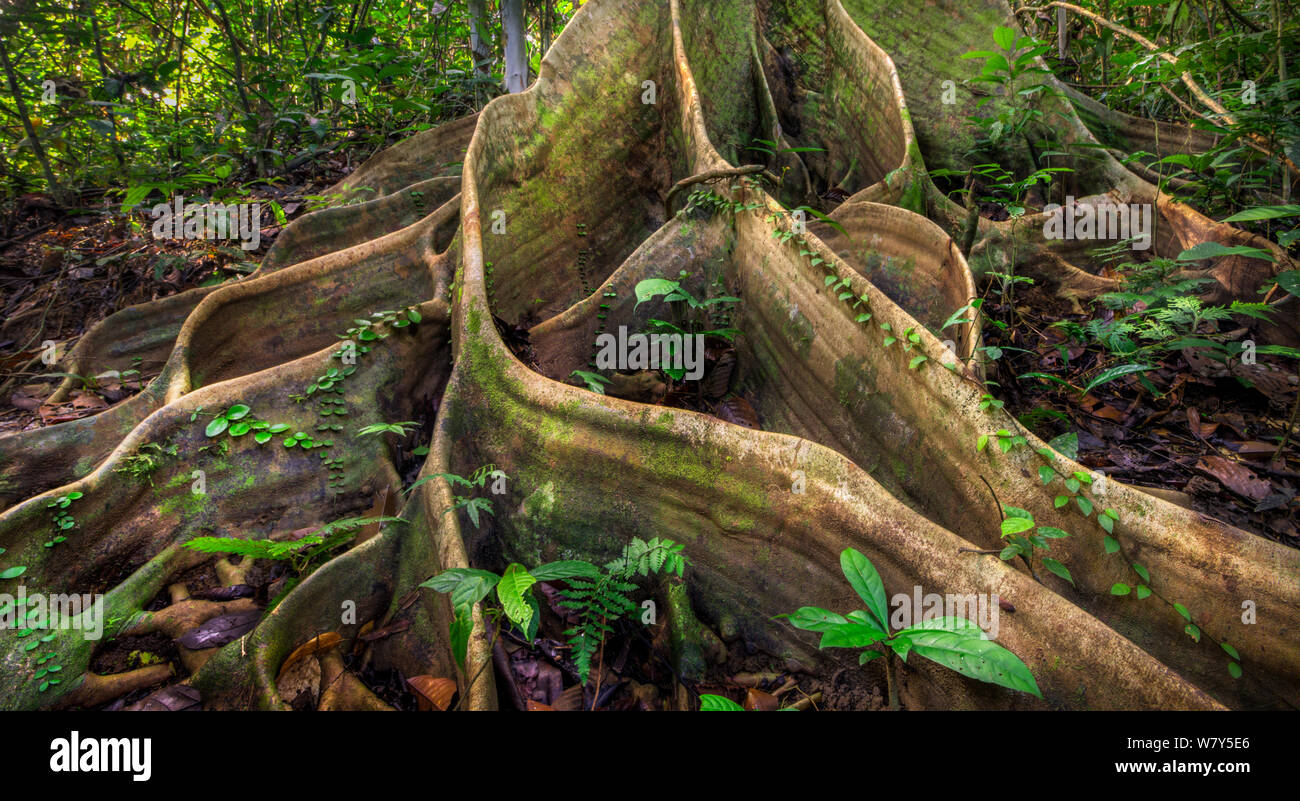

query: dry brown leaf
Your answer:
[407,676,458,711]
[1195,455,1271,502]
[552,684,584,711]
[744,687,780,711]
[715,395,759,429]
[525,699,556,711]
[276,632,342,684]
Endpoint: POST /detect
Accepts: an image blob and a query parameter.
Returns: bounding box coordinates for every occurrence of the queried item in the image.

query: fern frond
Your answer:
[184,536,280,559]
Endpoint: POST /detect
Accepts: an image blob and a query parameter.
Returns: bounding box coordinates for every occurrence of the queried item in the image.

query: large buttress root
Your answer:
[0,0,1295,711]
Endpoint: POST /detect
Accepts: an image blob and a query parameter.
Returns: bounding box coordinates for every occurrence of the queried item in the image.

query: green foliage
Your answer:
[423,537,688,684]
[782,548,1041,700]
[634,272,741,379]
[113,441,178,486]
[1050,252,1291,395]
[405,463,504,529]
[699,693,746,711]
[184,515,404,601]
[570,370,610,394]
[0,2,582,198]
[356,420,418,438]
[961,27,1065,154]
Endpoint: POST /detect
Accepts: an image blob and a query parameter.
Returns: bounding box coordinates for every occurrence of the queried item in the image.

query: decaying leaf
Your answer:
[407,675,457,711]
[276,632,343,684]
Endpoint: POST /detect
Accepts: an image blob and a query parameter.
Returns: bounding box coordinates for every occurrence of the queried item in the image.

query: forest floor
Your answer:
[0,156,349,436]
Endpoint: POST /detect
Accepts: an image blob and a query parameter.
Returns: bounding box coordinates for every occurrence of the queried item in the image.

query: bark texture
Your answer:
[0,0,1296,712]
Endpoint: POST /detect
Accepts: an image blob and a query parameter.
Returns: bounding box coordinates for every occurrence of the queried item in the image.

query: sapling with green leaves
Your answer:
[781,548,1040,709]
[357,420,419,438]
[633,273,741,379]
[405,463,505,529]
[423,536,687,686]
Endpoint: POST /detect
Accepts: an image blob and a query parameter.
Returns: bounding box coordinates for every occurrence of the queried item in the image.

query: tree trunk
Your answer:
[501,0,527,93]
[467,0,492,75]
[0,0,1295,713]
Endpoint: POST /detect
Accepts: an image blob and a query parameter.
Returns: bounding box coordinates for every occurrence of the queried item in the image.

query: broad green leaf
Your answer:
[495,563,537,631]
[699,693,745,711]
[529,560,601,581]
[1111,582,1131,595]
[1219,204,1300,222]
[449,605,472,669]
[226,404,251,420]
[1001,517,1034,536]
[1046,431,1079,460]
[840,548,889,631]
[903,629,1041,698]
[1176,241,1274,263]
[633,278,681,308]
[421,567,501,595]
[905,616,988,638]
[0,566,27,580]
[205,417,230,437]
[1275,270,1300,298]
[992,26,1016,50]
[818,620,888,650]
[1042,558,1073,585]
[783,606,849,633]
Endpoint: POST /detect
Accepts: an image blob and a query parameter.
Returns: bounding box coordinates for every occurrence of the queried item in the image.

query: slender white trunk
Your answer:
[502,0,527,93]
[468,0,491,75]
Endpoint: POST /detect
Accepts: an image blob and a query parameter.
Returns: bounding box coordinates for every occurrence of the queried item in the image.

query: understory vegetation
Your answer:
[0,0,1296,715]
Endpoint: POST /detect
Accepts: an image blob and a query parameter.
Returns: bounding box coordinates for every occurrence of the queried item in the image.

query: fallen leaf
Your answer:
[407,676,457,711]
[276,632,343,684]
[715,395,760,429]
[744,688,780,711]
[189,584,256,602]
[177,609,262,650]
[126,684,202,712]
[1195,455,1271,502]
[526,699,556,711]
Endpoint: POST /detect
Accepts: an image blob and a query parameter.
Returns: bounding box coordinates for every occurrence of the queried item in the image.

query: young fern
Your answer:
[423,536,688,684]
[559,537,687,680]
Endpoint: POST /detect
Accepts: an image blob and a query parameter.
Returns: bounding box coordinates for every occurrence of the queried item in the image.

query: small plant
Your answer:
[423,536,687,685]
[357,421,418,438]
[39,491,84,550]
[1048,246,1281,395]
[185,516,405,605]
[961,26,1064,156]
[634,273,741,379]
[405,464,505,528]
[782,548,1040,709]
[113,442,178,486]
[570,370,611,394]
